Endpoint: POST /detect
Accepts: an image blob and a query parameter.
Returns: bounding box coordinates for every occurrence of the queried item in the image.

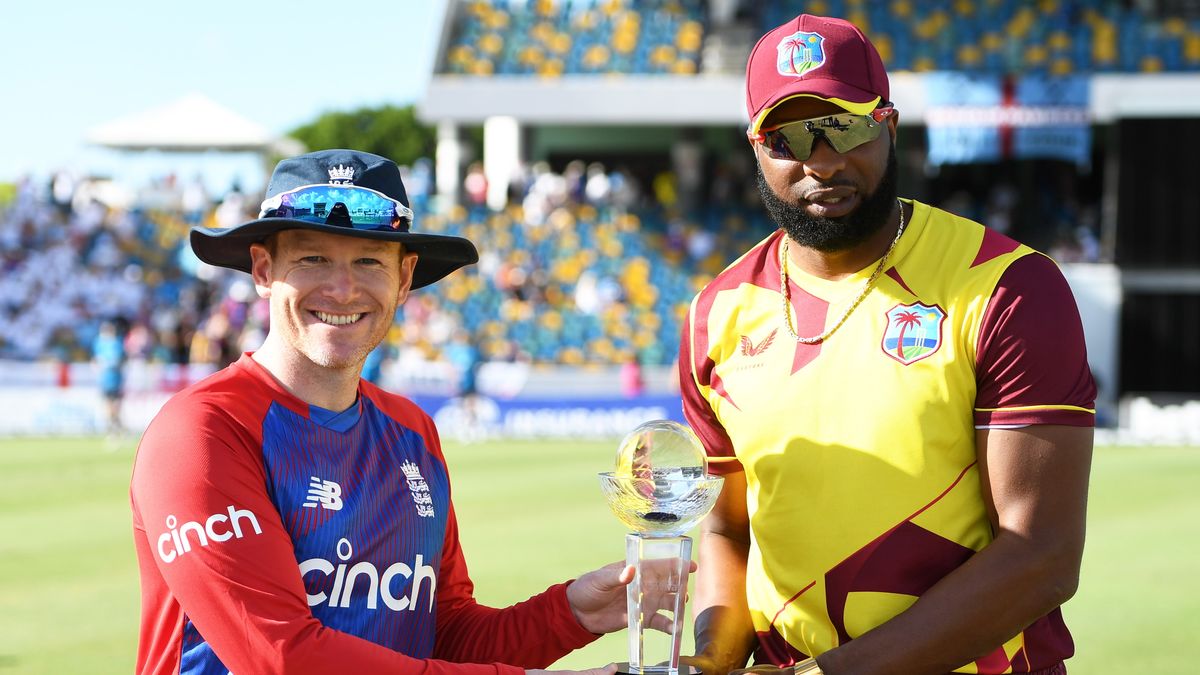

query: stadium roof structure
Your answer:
[87,93,300,154]
[421,71,1200,127]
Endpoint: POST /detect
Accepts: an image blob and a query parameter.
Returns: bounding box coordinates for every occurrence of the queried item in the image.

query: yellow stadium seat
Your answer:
[519,46,545,67]
[651,45,677,66]
[549,33,572,55]
[957,44,983,67]
[540,311,563,331]
[873,34,893,63]
[1008,7,1035,37]
[1184,33,1200,63]
[485,9,510,30]
[479,33,504,55]
[1025,44,1049,66]
[672,59,698,74]
[613,30,637,54]
[847,11,869,34]
[677,22,703,52]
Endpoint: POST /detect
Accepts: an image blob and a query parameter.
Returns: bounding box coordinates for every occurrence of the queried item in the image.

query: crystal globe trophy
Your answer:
[598,420,724,675]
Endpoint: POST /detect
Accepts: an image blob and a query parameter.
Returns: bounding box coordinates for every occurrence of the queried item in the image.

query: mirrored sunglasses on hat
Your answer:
[752,106,894,161]
[258,183,414,231]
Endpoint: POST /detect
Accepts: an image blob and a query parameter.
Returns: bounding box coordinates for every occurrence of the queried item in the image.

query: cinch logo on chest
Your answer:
[299,537,437,612]
[881,303,947,365]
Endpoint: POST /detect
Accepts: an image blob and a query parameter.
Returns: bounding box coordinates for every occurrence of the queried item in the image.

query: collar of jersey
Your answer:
[307,398,363,432]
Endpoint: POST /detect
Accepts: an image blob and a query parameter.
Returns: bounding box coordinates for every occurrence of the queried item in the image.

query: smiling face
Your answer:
[751,96,900,253]
[250,229,417,373]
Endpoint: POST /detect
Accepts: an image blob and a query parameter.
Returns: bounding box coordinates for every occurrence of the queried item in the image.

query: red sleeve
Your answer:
[974,253,1097,428]
[130,393,524,675]
[433,505,597,664]
[678,304,741,475]
[418,411,600,666]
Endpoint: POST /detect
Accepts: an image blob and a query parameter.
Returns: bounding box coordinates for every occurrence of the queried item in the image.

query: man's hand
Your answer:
[729,666,795,675]
[528,664,618,675]
[566,559,698,635]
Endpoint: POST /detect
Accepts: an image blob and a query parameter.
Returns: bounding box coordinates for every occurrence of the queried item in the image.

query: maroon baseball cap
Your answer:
[746,14,889,134]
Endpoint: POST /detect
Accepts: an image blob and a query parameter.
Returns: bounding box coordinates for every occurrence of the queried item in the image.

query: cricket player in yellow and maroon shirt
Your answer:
[680,14,1096,675]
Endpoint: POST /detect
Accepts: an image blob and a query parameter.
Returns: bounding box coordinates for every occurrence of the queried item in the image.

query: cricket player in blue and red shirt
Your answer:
[131,150,675,675]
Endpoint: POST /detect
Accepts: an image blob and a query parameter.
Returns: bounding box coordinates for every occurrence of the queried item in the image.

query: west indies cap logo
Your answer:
[777,30,826,77]
[882,303,946,365]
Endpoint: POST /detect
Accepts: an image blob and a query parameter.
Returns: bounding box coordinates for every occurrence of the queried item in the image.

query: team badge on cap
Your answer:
[777,31,826,77]
[882,303,946,365]
[328,164,355,185]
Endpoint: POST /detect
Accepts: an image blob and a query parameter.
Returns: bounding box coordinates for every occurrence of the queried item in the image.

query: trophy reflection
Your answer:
[598,420,723,675]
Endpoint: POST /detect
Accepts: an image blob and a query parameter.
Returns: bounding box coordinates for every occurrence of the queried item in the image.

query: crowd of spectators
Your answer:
[2,144,1106,395]
[0,158,771,395]
[0,173,261,380]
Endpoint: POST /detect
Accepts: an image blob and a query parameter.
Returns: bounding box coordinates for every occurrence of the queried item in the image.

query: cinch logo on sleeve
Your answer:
[299,537,438,612]
[303,476,344,511]
[156,505,263,563]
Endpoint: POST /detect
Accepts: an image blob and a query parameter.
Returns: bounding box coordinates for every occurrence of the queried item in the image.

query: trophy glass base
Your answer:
[614,663,699,675]
[623,533,694,675]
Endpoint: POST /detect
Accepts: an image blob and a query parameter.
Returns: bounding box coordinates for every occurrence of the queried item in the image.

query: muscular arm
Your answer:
[815,424,1093,675]
[692,471,759,675]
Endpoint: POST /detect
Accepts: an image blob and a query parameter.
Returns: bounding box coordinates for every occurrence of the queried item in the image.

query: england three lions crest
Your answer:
[882,303,946,365]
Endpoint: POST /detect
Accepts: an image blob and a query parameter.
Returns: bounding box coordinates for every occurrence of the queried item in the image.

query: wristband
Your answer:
[793,658,822,675]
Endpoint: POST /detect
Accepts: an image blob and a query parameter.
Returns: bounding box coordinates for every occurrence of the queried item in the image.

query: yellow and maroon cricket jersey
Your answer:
[680,200,1095,674]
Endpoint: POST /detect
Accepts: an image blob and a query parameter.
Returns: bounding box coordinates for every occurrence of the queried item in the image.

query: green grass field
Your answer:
[1,437,1196,673]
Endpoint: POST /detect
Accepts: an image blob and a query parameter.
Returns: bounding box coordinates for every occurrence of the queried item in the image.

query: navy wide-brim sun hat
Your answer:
[190,149,478,290]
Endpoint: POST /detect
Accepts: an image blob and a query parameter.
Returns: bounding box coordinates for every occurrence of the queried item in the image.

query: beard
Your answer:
[756,142,899,253]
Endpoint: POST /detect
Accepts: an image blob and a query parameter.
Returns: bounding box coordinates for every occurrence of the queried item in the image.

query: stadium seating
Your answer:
[443,0,707,76]
[761,0,1200,74]
[0,167,768,370]
[402,192,767,366]
[442,0,1200,76]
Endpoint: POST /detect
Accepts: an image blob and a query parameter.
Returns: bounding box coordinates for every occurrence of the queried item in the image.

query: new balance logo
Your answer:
[739,328,777,357]
[304,476,344,511]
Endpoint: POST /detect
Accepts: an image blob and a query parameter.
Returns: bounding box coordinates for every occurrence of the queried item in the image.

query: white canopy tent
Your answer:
[87,93,301,154]
[83,93,303,196]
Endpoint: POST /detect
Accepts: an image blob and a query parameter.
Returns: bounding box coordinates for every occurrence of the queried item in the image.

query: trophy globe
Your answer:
[598,420,723,675]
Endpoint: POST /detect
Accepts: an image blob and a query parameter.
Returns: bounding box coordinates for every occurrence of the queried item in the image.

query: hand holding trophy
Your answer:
[598,420,723,675]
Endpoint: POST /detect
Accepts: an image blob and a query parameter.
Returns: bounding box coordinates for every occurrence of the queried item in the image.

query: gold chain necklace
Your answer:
[780,199,907,344]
